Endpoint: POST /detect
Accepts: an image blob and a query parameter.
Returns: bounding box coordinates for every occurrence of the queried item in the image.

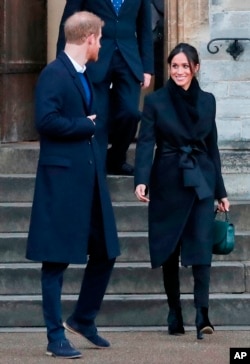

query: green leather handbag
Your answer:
[213,211,235,255]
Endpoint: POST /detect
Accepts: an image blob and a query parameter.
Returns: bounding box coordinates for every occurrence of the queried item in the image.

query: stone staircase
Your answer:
[0,142,249,329]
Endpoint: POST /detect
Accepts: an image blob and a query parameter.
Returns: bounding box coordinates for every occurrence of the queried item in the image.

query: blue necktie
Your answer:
[78,72,91,106]
[112,0,123,14]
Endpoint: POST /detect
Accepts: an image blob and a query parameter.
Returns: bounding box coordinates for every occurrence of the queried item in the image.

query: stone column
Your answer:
[47,0,65,63]
[165,0,182,55]
[165,0,209,75]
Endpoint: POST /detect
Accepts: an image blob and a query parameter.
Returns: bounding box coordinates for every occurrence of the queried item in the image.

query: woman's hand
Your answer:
[135,184,150,202]
[217,197,230,212]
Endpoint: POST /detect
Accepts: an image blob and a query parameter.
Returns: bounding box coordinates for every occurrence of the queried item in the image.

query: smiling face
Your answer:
[169,52,199,90]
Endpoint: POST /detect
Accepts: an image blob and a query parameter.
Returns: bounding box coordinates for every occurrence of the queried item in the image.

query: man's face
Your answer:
[88,30,102,62]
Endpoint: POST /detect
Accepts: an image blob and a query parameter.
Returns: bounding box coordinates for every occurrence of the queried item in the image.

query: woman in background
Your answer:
[134,43,229,339]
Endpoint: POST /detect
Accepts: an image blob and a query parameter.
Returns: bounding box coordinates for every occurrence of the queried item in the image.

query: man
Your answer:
[151,0,164,90]
[26,11,120,359]
[57,0,154,175]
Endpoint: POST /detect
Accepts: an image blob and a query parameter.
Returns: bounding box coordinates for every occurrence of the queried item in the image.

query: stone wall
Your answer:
[166,0,209,54]
[47,0,65,62]
[200,0,250,146]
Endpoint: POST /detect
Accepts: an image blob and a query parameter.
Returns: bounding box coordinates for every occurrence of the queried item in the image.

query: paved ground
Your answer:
[0,327,249,364]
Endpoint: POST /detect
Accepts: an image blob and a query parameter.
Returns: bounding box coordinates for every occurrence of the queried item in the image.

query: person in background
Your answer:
[134,43,230,340]
[151,0,164,90]
[26,11,120,359]
[57,0,154,176]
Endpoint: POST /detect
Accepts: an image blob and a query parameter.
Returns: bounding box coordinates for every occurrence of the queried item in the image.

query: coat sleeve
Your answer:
[136,0,154,74]
[134,94,156,189]
[35,65,95,140]
[204,94,227,199]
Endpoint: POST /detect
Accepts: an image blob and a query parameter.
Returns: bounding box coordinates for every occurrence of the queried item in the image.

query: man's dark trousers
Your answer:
[41,193,116,343]
[41,256,115,343]
[94,49,141,169]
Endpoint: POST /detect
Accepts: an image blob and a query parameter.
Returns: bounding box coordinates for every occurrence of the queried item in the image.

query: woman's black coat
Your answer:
[134,81,227,268]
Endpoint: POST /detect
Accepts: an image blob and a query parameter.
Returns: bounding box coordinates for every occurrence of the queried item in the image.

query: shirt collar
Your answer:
[64,51,86,73]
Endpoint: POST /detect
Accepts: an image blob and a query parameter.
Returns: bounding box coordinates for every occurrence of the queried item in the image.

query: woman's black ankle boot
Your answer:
[168,307,185,335]
[195,307,214,340]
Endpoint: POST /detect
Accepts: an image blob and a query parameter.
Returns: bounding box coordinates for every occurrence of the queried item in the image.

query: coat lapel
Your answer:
[58,52,92,111]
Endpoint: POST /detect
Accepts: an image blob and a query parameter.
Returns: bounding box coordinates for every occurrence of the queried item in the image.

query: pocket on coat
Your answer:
[39,156,72,168]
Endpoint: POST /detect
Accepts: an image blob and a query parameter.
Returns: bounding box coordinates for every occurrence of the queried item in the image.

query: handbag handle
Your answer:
[214,209,230,222]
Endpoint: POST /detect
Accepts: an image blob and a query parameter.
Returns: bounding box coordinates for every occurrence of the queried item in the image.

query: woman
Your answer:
[134,43,230,340]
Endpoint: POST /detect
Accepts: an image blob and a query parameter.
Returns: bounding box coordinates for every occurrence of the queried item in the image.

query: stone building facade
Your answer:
[1,1,250,197]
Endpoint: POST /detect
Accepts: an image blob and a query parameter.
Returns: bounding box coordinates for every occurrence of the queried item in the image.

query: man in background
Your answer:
[57,0,154,175]
[151,0,164,90]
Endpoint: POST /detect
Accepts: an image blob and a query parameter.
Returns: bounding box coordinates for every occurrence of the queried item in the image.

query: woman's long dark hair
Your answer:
[167,43,200,73]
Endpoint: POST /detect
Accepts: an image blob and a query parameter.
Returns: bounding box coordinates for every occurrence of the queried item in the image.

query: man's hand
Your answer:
[141,73,152,89]
[135,184,150,202]
[87,114,96,125]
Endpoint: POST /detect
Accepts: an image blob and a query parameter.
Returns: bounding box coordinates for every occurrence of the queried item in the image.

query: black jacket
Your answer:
[57,0,154,82]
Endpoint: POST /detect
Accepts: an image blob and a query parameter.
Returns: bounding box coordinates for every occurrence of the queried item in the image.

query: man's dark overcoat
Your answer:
[134,82,227,268]
[26,52,120,264]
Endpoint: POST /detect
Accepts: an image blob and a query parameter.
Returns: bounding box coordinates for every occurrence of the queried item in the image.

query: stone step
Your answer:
[1,173,250,203]
[0,232,249,263]
[0,174,135,203]
[0,143,39,174]
[0,201,249,233]
[0,262,249,295]
[0,293,249,327]
[0,143,250,199]
[0,142,249,330]
[1,143,250,173]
